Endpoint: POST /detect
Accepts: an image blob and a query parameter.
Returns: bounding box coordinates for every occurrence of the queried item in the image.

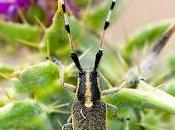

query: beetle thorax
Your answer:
[76,70,101,108]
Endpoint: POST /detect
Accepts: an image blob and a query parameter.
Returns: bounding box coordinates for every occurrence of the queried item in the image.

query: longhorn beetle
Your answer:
[52,0,127,130]
[50,0,175,129]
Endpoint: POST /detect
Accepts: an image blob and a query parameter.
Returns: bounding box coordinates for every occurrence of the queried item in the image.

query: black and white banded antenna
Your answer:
[94,0,116,71]
[61,0,83,72]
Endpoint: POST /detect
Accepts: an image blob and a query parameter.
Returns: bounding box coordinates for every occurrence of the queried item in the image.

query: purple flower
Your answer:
[65,0,80,14]
[37,0,79,15]
[0,0,31,19]
[63,0,80,15]
[16,0,30,7]
[36,0,80,26]
[0,0,79,24]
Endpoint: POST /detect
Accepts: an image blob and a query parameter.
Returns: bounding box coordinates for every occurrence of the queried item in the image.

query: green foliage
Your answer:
[0,64,15,79]
[27,4,46,24]
[13,61,59,93]
[0,99,53,130]
[123,21,171,54]
[168,56,175,75]
[122,21,172,63]
[0,0,175,130]
[84,0,126,31]
[0,21,41,44]
[0,64,15,73]
[104,86,175,113]
[42,12,81,57]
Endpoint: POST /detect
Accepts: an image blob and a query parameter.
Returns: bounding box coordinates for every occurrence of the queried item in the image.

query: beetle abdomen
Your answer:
[72,101,107,130]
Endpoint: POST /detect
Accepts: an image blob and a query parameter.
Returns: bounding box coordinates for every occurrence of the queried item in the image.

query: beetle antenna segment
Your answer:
[94,0,116,70]
[61,0,82,72]
[99,0,116,50]
[94,50,103,71]
[71,52,83,72]
[61,0,75,52]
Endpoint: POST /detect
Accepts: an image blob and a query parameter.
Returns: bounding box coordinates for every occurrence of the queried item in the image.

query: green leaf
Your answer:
[0,99,53,130]
[122,20,172,58]
[165,84,175,97]
[12,60,73,104]
[0,64,15,80]
[13,61,59,93]
[103,81,175,114]
[0,21,41,44]
[42,12,81,57]
[168,56,175,75]
[0,64,15,73]
[140,110,170,130]
[161,77,175,97]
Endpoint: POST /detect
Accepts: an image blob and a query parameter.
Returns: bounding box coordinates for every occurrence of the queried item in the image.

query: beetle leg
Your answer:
[62,116,73,130]
[102,81,127,96]
[67,115,72,123]
[62,123,73,130]
[63,83,76,92]
[51,57,76,92]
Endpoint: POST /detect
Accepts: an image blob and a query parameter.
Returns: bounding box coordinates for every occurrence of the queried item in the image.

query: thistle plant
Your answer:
[0,0,175,130]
